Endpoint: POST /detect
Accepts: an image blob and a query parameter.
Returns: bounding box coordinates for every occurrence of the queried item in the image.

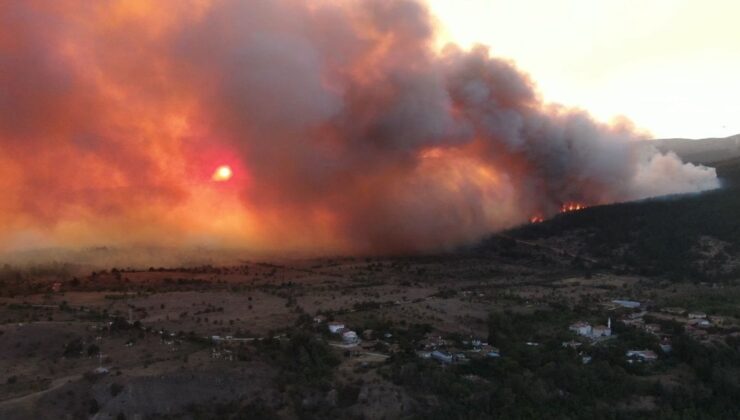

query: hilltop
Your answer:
[646,133,740,165]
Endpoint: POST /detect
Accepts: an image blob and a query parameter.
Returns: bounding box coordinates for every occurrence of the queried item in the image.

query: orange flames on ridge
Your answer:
[560,202,586,213]
[529,202,587,224]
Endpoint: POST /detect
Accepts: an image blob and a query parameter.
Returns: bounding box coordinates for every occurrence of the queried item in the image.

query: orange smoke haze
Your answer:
[0,0,719,255]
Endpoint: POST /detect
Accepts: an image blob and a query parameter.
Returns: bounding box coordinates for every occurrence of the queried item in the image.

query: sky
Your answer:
[0,0,722,256]
[427,0,740,139]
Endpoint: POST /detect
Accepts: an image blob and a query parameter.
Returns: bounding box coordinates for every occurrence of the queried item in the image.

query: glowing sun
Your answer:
[212,165,233,182]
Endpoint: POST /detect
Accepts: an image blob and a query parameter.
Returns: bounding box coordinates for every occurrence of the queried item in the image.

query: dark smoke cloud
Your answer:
[0,0,719,254]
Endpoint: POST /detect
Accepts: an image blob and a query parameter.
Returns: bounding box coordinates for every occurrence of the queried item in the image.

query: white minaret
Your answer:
[607,317,611,329]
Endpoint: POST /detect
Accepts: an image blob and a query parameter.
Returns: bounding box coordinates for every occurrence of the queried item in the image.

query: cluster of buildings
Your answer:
[620,305,725,350]
[568,317,613,340]
[567,307,664,364]
[565,319,613,364]
[596,299,732,363]
[417,334,500,365]
[319,318,360,345]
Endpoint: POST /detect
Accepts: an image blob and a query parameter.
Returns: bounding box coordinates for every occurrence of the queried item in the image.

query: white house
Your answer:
[592,325,611,337]
[432,350,454,364]
[688,312,707,319]
[569,322,592,337]
[417,351,432,359]
[612,299,641,309]
[571,318,611,338]
[342,330,359,345]
[328,322,345,334]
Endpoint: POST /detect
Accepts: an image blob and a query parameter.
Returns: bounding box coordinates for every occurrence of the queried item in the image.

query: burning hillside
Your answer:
[0,0,719,254]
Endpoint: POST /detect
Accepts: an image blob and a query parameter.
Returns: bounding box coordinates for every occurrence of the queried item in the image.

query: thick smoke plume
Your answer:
[0,0,719,254]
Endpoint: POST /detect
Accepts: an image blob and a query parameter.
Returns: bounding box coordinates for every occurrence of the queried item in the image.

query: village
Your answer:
[1,255,739,418]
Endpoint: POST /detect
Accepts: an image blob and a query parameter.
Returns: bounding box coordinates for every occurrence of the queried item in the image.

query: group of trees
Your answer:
[380,307,740,419]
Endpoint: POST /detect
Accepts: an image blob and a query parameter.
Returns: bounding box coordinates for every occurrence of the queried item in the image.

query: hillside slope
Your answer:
[482,156,740,281]
[647,133,740,164]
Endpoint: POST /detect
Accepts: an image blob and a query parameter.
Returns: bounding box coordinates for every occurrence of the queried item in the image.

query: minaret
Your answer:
[607,317,611,329]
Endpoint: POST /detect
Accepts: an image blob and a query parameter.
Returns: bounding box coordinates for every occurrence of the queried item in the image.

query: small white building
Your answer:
[328,322,345,334]
[342,330,359,345]
[569,322,592,337]
[93,366,109,375]
[417,351,432,359]
[432,350,454,364]
[485,347,501,358]
[591,325,611,337]
[612,300,641,309]
[688,312,707,319]
[571,318,611,338]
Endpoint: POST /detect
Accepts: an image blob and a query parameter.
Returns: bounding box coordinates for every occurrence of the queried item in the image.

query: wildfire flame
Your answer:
[560,202,586,213]
[530,215,544,224]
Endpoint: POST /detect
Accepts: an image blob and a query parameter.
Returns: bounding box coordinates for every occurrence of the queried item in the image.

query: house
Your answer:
[688,312,707,319]
[93,366,109,375]
[328,322,345,334]
[581,356,592,364]
[313,315,327,324]
[569,322,592,337]
[571,318,612,339]
[591,323,612,337]
[659,340,673,353]
[626,350,658,362]
[432,350,454,364]
[485,350,501,358]
[454,353,468,363]
[51,282,63,293]
[417,351,432,359]
[612,299,641,309]
[342,330,359,345]
[622,318,644,327]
